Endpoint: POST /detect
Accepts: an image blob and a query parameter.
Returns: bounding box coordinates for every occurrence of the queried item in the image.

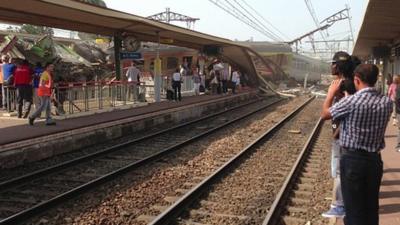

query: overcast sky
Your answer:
[104,0,368,49]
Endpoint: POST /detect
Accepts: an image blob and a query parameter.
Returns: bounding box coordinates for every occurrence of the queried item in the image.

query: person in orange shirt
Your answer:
[28,62,56,125]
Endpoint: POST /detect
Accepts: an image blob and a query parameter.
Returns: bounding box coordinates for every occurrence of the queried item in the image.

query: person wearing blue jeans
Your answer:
[30,95,52,123]
[322,138,345,218]
[321,64,392,225]
[2,55,15,110]
[29,63,56,126]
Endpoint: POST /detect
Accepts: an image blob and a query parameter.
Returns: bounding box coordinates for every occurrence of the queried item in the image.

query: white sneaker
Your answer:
[322,205,345,218]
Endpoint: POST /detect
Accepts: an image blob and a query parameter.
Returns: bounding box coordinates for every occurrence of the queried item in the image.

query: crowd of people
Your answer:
[0,57,247,122]
[165,62,245,102]
[0,55,57,125]
[321,51,392,225]
[124,60,246,103]
[208,67,242,95]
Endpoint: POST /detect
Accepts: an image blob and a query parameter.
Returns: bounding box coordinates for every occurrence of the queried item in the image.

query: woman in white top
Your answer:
[172,68,182,101]
[231,70,240,94]
[192,68,201,96]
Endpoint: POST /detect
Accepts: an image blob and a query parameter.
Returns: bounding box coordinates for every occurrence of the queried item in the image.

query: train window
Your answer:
[167,57,179,70]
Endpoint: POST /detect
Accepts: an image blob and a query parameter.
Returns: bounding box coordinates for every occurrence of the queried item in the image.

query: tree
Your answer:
[19,24,54,35]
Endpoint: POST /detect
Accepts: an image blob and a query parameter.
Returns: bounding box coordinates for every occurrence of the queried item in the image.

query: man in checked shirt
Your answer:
[321,64,392,225]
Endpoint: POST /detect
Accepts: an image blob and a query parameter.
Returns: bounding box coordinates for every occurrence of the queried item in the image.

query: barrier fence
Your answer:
[2,81,153,115]
[2,77,197,115]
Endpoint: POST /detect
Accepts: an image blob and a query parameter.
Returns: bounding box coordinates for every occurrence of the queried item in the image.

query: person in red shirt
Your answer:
[13,59,33,118]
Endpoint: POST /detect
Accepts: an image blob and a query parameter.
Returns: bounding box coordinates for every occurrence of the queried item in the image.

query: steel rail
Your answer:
[0,97,285,225]
[262,117,324,225]
[148,96,316,225]
[0,97,266,191]
[0,92,257,146]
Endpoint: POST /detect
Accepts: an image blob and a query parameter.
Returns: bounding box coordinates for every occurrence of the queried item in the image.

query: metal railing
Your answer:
[1,76,199,115]
[2,81,154,116]
[1,86,17,112]
[57,81,152,115]
[182,75,195,92]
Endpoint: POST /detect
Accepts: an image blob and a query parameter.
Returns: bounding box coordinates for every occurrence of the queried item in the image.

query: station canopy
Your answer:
[353,0,400,58]
[0,0,264,82]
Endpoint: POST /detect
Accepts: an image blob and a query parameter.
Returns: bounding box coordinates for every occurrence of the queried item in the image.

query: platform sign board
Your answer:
[120,52,142,60]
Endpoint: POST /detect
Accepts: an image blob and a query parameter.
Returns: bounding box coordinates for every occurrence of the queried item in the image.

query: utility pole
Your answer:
[290,6,354,60]
[148,8,199,29]
[345,5,355,49]
[287,24,331,53]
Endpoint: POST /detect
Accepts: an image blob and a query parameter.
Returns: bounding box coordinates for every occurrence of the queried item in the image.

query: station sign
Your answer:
[120,52,142,60]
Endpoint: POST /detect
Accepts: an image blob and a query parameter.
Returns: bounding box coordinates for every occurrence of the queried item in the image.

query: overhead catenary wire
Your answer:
[219,0,281,41]
[208,0,281,42]
[231,0,285,42]
[238,0,290,41]
[223,0,283,42]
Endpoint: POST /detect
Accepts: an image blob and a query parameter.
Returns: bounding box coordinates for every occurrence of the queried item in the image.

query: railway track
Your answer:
[264,120,332,225]
[0,96,290,225]
[145,98,328,225]
[0,97,270,183]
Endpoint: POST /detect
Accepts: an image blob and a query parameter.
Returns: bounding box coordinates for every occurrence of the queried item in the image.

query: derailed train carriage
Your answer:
[245,41,330,84]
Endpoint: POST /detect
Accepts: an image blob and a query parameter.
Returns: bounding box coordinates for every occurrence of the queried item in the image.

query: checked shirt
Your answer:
[330,87,392,152]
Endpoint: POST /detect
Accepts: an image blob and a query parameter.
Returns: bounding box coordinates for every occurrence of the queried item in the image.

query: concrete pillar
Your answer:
[154,32,162,102]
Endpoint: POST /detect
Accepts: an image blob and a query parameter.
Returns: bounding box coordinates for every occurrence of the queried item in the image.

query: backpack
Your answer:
[199,85,205,92]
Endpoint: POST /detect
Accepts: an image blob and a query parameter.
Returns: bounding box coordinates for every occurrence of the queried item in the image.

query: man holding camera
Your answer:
[321,64,392,225]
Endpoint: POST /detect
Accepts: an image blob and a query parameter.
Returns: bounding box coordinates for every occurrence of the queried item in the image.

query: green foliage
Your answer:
[19,24,54,35]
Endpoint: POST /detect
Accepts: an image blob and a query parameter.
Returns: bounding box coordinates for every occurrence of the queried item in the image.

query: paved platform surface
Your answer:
[336,118,400,225]
[0,92,253,146]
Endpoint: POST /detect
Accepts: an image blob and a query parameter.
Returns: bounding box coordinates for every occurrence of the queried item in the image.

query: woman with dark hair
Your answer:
[331,51,357,95]
[322,51,357,218]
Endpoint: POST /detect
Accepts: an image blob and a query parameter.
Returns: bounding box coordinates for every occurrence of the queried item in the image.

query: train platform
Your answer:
[0,90,260,169]
[335,118,400,225]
